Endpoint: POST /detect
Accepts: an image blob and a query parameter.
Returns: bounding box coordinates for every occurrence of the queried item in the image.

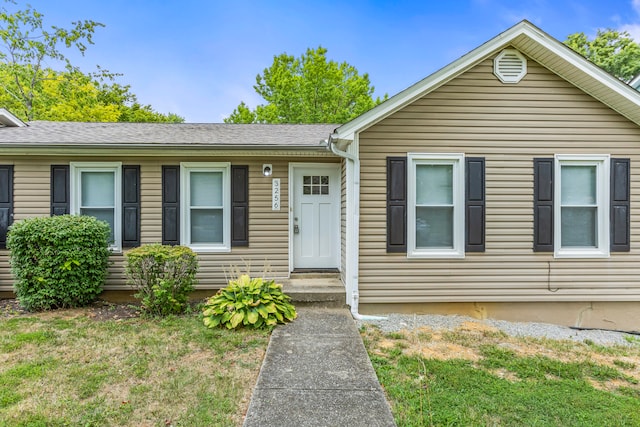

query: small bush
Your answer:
[202,274,296,330]
[7,215,111,311]
[125,244,198,316]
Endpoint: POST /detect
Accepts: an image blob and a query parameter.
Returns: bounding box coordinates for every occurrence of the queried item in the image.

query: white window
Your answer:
[554,155,609,258]
[408,153,464,258]
[70,162,122,251]
[180,162,230,252]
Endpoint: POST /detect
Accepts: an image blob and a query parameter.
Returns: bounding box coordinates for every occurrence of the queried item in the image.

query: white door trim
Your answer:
[288,162,341,272]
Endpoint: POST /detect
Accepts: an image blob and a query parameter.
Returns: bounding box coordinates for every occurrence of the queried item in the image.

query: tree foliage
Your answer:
[226,46,386,124]
[564,29,640,81]
[0,1,182,122]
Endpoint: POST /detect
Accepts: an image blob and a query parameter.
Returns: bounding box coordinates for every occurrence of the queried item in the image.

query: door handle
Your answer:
[293,225,299,234]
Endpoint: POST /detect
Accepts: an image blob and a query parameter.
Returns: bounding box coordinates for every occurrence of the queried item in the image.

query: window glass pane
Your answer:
[416,165,452,205]
[561,207,597,247]
[190,208,223,243]
[191,172,222,206]
[416,206,453,248]
[81,172,114,206]
[81,208,114,243]
[561,165,596,205]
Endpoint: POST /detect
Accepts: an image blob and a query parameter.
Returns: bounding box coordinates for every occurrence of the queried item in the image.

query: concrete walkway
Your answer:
[243,307,396,427]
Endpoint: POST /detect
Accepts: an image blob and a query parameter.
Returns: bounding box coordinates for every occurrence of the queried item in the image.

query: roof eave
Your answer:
[0,142,329,150]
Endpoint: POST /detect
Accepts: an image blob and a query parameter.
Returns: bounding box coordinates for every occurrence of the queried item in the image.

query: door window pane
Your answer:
[303,175,329,196]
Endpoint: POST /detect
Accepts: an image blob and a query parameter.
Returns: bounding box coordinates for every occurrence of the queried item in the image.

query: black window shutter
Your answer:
[122,165,141,248]
[162,166,180,246]
[231,165,249,247]
[465,157,485,252]
[0,165,13,249]
[387,157,407,253]
[50,165,70,216]
[611,158,630,252]
[533,158,554,252]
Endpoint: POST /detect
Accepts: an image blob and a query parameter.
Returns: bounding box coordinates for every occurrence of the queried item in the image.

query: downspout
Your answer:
[328,133,386,321]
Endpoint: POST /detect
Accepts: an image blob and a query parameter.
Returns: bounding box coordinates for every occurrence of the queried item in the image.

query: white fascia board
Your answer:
[0,108,26,127]
[515,23,640,112]
[334,20,640,142]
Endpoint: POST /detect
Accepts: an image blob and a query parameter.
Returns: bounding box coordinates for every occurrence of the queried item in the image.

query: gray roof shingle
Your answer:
[0,121,338,148]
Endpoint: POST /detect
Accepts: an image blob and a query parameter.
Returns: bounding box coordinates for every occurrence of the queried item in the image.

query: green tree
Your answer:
[225,46,386,124]
[564,29,640,81]
[0,2,104,120]
[0,2,182,123]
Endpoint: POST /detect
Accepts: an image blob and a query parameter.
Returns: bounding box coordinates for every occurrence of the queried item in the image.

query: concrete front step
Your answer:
[280,275,346,308]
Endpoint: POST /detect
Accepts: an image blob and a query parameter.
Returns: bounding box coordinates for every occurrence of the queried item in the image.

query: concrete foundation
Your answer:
[359,301,640,332]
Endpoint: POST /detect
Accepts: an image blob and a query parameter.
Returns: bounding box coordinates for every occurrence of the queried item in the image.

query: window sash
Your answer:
[407,154,464,258]
[181,163,230,251]
[70,163,122,251]
[554,155,609,258]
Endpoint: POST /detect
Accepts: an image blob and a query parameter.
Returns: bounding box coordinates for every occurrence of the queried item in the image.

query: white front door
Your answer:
[292,164,340,270]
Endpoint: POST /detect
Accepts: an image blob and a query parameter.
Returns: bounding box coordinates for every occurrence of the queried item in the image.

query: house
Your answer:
[1,20,640,329]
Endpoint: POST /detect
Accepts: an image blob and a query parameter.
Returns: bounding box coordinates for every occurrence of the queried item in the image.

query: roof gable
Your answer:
[333,20,640,142]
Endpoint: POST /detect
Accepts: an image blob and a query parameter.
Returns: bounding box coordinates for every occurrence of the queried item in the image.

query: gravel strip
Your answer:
[357,313,639,347]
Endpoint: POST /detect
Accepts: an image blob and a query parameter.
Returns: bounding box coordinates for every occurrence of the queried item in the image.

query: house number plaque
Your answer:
[272,178,281,211]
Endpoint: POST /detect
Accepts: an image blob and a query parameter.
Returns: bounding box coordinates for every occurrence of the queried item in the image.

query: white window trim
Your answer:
[180,162,231,253]
[554,154,610,259]
[70,162,123,252]
[407,153,465,258]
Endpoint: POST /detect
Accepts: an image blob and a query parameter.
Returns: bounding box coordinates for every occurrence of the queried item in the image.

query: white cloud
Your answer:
[620,23,640,40]
[616,1,640,42]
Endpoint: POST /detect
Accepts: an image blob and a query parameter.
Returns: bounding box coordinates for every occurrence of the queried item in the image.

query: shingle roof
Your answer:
[0,121,337,148]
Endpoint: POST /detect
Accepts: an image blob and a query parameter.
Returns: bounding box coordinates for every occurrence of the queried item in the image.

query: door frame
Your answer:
[288,162,341,272]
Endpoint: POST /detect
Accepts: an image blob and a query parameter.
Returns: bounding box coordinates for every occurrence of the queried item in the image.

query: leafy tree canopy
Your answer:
[564,28,640,81]
[226,46,386,124]
[0,1,182,122]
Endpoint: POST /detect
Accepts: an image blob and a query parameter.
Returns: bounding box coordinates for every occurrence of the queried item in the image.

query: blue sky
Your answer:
[13,0,640,122]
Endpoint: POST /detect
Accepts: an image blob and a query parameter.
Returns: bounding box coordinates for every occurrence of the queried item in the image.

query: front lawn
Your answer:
[361,321,640,426]
[0,305,269,426]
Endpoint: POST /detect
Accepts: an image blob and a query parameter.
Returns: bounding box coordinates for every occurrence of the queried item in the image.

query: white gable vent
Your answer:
[494,49,527,83]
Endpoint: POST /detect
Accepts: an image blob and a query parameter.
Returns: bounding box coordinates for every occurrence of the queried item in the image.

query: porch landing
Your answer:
[280,272,346,308]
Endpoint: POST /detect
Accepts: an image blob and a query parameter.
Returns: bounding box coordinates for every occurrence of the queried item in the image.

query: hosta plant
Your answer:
[202,274,296,330]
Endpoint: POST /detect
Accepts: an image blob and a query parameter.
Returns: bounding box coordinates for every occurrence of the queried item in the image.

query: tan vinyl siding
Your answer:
[0,155,339,291]
[358,56,640,304]
[0,158,50,290]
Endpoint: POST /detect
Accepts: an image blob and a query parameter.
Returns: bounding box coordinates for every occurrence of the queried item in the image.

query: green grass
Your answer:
[0,310,269,426]
[362,323,640,427]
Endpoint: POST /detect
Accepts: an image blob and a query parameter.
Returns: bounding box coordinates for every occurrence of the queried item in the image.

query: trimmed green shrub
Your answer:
[125,244,198,316]
[7,215,111,311]
[202,274,297,330]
